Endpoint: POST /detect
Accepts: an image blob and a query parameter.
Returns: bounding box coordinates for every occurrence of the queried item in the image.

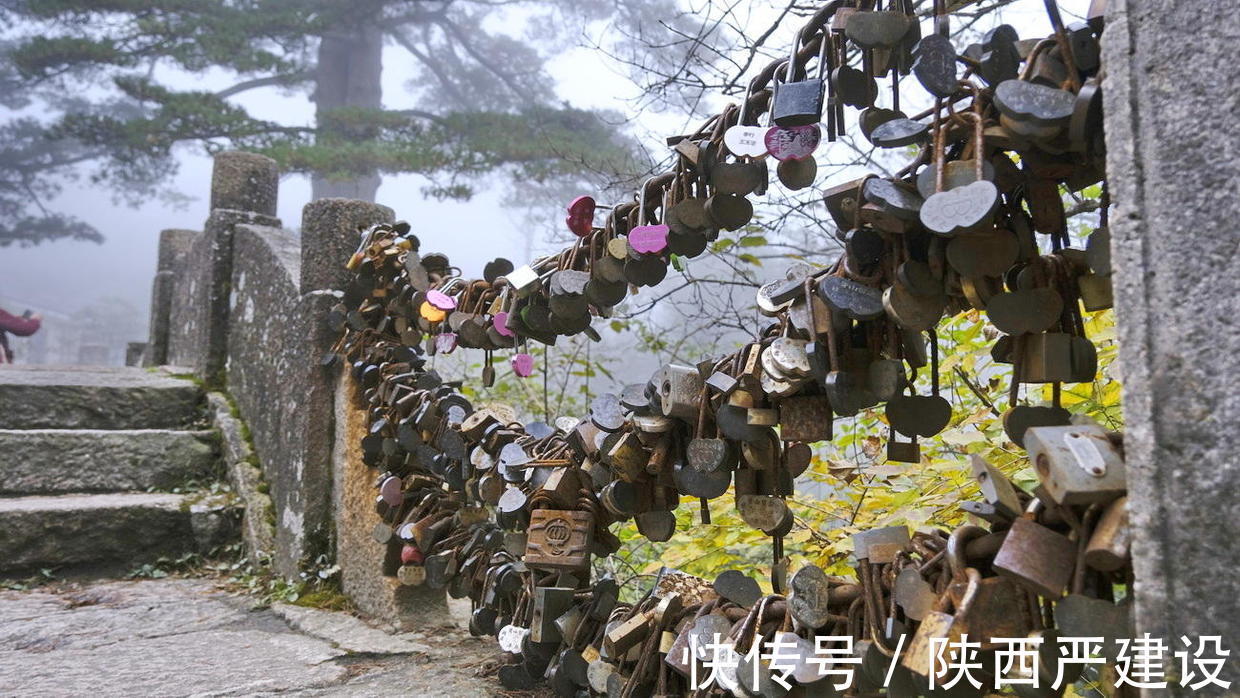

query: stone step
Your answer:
[0,493,238,576]
[0,429,219,495]
[0,365,203,430]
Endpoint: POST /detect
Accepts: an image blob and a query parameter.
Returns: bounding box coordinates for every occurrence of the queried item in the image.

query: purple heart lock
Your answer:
[492,311,515,338]
[764,125,821,162]
[512,353,535,377]
[628,224,669,255]
[426,289,457,311]
[435,332,458,354]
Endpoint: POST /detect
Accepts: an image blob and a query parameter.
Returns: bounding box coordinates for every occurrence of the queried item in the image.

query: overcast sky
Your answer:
[0,1,1077,339]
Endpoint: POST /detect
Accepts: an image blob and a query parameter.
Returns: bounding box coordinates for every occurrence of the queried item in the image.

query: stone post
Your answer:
[299,198,394,294]
[1103,0,1240,692]
[268,199,395,579]
[198,152,281,385]
[144,228,196,366]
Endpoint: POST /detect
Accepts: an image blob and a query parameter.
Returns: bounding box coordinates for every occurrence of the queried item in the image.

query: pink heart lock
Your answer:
[764,124,821,161]
[435,332,458,354]
[511,353,535,377]
[628,224,669,255]
[492,311,515,338]
[425,289,457,311]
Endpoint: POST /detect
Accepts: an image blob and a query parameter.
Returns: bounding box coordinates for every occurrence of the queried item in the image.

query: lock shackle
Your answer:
[946,524,988,579]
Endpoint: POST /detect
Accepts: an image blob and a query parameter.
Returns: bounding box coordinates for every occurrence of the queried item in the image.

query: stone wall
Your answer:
[1103,0,1240,691]
[148,151,408,615]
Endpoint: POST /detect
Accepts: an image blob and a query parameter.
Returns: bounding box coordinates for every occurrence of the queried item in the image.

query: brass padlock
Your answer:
[1085,495,1130,571]
[526,509,594,571]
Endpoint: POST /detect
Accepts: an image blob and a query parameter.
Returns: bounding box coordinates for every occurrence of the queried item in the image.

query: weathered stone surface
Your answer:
[210,151,280,217]
[333,373,447,630]
[0,579,500,696]
[146,229,198,367]
[167,154,281,384]
[1104,0,1240,691]
[0,580,346,695]
[299,198,394,294]
[0,493,238,575]
[0,366,202,430]
[0,429,217,495]
[272,603,432,655]
[227,222,335,577]
[206,392,276,565]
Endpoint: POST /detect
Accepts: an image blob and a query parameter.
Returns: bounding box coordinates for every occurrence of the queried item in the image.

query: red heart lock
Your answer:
[566,195,596,237]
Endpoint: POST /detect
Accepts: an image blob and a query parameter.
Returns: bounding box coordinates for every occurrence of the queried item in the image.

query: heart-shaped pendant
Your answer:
[886,394,952,437]
[511,352,535,377]
[764,124,821,161]
[434,332,458,354]
[724,125,769,157]
[425,289,457,312]
[492,312,516,339]
[628,224,669,254]
[565,195,595,237]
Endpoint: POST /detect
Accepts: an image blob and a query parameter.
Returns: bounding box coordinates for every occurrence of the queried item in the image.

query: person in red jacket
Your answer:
[0,308,41,364]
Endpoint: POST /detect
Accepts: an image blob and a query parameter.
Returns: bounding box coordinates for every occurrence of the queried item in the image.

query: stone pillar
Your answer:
[145,228,197,366]
[198,152,281,386]
[1103,0,1240,692]
[299,198,394,294]
[211,151,279,217]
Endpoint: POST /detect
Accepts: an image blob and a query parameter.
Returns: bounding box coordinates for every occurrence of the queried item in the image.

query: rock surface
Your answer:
[0,366,202,430]
[0,428,217,495]
[0,578,508,697]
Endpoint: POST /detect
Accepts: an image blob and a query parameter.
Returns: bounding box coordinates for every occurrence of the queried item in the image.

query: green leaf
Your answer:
[738,235,767,247]
[670,253,684,272]
[738,253,762,266]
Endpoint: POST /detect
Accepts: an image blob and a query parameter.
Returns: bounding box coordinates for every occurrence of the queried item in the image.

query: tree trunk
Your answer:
[312,24,383,202]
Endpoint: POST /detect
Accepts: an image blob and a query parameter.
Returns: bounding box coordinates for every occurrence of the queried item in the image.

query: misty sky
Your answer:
[0,1,1073,345]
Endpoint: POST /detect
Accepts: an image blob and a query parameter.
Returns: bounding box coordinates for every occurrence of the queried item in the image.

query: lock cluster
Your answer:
[323,0,1130,695]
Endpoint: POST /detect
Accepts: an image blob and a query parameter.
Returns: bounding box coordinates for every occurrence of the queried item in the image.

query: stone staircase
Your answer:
[0,366,239,577]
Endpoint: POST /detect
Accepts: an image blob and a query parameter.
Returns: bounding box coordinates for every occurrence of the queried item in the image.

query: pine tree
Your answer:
[0,0,665,245]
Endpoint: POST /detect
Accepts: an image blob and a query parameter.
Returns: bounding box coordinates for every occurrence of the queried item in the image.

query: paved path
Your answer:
[0,578,519,697]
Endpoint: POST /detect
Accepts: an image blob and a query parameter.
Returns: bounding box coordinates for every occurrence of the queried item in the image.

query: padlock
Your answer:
[1085,495,1130,571]
[993,515,1075,598]
[1020,332,1076,383]
[771,27,826,127]
[853,525,910,564]
[945,525,1033,648]
[525,508,594,571]
[901,568,980,680]
[969,454,1024,519]
[656,363,704,421]
[777,393,832,442]
[1025,423,1125,505]
[531,586,576,643]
